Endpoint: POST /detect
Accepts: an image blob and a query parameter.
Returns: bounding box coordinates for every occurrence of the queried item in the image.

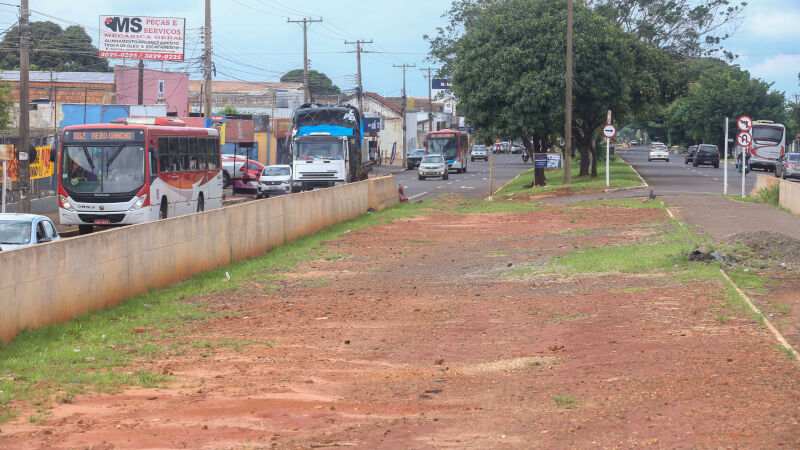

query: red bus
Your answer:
[58,117,223,233]
[426,129,469,173]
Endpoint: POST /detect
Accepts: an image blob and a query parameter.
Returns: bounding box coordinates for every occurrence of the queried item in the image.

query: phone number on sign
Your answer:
[99,51,183,61]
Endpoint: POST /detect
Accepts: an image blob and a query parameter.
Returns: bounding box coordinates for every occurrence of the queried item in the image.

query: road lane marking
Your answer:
[408,191,428,200]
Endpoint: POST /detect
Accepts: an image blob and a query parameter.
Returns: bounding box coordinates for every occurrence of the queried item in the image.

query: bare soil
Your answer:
[2,202,799,448]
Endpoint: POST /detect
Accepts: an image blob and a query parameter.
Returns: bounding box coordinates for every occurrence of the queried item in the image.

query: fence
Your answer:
[0,175,399,343]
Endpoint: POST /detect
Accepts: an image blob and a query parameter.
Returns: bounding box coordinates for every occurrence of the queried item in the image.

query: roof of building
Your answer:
[188,80,303,94]
[0,71,115,84]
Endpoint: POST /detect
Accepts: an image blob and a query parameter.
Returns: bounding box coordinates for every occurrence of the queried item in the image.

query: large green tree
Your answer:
[664,64,786,149]
[280,69,340,96]
[0,21,111,72]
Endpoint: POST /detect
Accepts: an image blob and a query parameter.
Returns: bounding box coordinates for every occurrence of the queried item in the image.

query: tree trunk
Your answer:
[574,126,591,177]
[522,132,546,187]
[590,138,598,178]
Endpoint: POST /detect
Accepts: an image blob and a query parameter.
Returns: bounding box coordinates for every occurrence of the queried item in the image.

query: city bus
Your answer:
[426,129,469,173]
[58,117,223,233]
[735,120,786,172]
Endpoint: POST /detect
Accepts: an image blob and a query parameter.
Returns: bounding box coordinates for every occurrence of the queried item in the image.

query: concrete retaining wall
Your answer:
[0,176,398,343]
[752,173,800,216]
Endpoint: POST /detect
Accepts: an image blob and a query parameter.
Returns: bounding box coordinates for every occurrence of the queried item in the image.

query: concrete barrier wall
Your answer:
[751,174,780,197]
[0,176,397,343]
[778,177,800,215]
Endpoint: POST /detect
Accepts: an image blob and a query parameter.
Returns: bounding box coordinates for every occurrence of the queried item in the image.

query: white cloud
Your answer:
[747,54,800,95]
[743,10,800,41]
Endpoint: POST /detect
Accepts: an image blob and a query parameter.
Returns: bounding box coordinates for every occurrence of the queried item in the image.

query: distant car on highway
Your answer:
[256,165,292,198]
[693,144,720,168]
[630,140,638,146]
[406,149,427,169]
[775,153,800,180]
[418,154,448,180]
[471,145,488,161]
[0,213,60,251]
[684,145,698,164]
[648,143,669,162]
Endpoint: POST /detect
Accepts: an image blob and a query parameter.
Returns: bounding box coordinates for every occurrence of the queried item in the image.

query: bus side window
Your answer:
[178,137,189,172]
[169,137,181,172]
[188,137,198,171]
[207,138,219,170]
[158,137,169,173]
[197,138,207,170]
[149,146,159,179]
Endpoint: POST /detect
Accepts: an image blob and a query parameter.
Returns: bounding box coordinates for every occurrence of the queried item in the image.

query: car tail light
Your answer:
[239,165,246,172]
[786,162,790,168]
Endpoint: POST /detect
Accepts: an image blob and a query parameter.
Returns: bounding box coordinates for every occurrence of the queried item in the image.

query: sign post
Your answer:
[0,144,13,213]
[602,123,617,187]
[723,117,729,195]
[737,115,753,198]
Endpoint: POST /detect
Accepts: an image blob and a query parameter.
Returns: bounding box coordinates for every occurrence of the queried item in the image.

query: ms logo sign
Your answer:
[104,17,143,33]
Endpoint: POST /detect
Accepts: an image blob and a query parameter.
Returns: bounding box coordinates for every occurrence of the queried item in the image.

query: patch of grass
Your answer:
[714,312,730,324]
[0,201,430,423]
[405,239,434,244]
[426,194,540,214]
[495,156,642,198]
[777,344,796,360]
[136,370,172,388]
[553,313,589,324]
[772,302,791,315]
[553,394,580,409]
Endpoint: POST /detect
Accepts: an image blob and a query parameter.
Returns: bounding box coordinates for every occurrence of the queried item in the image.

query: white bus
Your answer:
[736,120,785,172]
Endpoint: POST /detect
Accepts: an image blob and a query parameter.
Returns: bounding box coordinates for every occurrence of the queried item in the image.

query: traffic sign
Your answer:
[602,124,617,139]
[736,131,752,147]
[737,116,752,132]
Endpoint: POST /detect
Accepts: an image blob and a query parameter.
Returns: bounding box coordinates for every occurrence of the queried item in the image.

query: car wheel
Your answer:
[666,159,670,162]
[648,158,652,162]
[463,165,467,173]
[222,171,230,188]
[782,171,787,180]
[471,158,474,162]
[159,201,168,220]
[256,193,263,199]
[684,159,688,165]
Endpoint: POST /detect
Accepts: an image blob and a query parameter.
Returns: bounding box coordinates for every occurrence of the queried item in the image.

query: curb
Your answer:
[719,269,800,365]
[603,184,648,193]
[618,153,649,188]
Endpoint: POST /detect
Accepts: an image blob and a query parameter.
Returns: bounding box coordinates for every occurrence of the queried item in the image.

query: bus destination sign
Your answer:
[65,130,143,142]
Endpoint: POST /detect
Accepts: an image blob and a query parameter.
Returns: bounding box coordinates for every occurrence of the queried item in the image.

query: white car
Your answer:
[471,145,488,161]
[648,144,669,162]
[0,213,60,251]
[256,165,292,198]
[418,154,449,180]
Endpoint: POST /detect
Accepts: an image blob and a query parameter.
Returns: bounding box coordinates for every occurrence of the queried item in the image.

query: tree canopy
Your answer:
[0,21,111,72]
[280,69,340,96]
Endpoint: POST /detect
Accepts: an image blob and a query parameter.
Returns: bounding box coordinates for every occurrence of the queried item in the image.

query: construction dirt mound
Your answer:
[719,231,800,269]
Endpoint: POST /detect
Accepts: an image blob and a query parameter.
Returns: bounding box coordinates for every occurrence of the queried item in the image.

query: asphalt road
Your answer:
[377,153,534,202]
[619,145,758,196]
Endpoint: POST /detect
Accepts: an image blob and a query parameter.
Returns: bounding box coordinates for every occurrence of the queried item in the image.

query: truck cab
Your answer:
[291,134,349,192]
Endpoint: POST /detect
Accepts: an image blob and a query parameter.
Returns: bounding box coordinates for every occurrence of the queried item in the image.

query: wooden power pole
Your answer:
[563,0,573,184]
[345,39,372,115]
[393,63,415,166]
[203,0,213,119]
[18,0,31,213]
[288,17,323,103]
[421,67,434,132]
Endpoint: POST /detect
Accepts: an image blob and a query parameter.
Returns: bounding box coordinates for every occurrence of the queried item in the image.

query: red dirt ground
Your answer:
[1,202,799,448]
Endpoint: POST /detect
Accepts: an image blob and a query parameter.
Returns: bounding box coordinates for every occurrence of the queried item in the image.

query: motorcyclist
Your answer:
[521,148,529,163]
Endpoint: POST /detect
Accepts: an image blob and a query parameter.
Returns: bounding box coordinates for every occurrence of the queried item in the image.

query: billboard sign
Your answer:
[99,16,185,61]
[363,117,381,133]
[432,79,451,89]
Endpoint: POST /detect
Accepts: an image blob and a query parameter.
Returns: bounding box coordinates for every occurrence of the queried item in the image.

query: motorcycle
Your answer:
[521,150,529,163]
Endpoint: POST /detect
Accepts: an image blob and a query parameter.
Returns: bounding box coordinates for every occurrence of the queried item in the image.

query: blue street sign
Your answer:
[534,154,548,168]
[432,79,451,89]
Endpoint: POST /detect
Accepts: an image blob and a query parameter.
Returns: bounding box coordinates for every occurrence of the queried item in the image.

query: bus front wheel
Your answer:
[78,225,93,235]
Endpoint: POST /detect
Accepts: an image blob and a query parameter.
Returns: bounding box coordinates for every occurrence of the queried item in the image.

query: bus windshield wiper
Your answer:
[81,147,95,170]
[107,145,125,167]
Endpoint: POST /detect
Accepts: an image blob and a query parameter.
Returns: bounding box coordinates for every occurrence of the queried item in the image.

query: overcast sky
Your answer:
[0,0,797,101]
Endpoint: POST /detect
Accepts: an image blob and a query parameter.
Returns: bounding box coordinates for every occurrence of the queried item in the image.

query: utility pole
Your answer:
[421,67,434,132]
[394,63,415,166]
[203,0,212,119]
[345,39,371,115]
[288,17,322,103]
[137,60,144,105]
[18,0,31,213]
[563,0,573,185]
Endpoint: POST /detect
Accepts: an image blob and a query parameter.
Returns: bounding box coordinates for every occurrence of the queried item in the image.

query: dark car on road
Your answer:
[684,145,698,164]
[693,144,719,168]
[407,149,426,169]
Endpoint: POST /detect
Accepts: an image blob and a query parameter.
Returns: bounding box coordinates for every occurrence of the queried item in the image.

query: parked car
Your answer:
[684,145,698,164]
[693,144,720,168]
[648,143,669,162]
[221,154,261,188]
[471,145,488,161]
[418,154,448,180]
[775,153,800,180]
[222,156,264,193]
[0,213,60,251]
[256,165,292,198]
[407,149,427,169]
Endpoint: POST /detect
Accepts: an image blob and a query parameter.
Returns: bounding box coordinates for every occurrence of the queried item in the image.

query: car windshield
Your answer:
[62,145,145,194]
[421,155,443,163]
[294,140,345,161]
[0,220,31,245]
[699,145,717,153]
[410,150,426,157]
[472,146,485,151]
[787,154,800,162]
[427,135,459,159]
[752,125,783,143]
[263,167,290,176]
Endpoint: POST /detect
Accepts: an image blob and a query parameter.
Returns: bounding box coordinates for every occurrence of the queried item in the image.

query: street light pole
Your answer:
[563,0,573,185]
[18,0,31,213]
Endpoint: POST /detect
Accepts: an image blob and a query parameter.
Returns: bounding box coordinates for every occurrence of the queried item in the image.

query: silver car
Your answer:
[418,154,449,180]
[256,165,292,198]
[0,213,61,251]
[775,153,800,180]
[471,145,488,161]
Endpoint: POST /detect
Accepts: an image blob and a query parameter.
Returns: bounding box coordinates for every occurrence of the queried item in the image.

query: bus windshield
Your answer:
[62,145,146,193]
[428,134,459,159]
[294,140,345,161]
[752,125,784,144]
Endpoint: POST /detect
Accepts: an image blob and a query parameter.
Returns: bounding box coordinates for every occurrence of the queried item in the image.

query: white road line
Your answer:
[448,182,454,185]
[408,191,428,200]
